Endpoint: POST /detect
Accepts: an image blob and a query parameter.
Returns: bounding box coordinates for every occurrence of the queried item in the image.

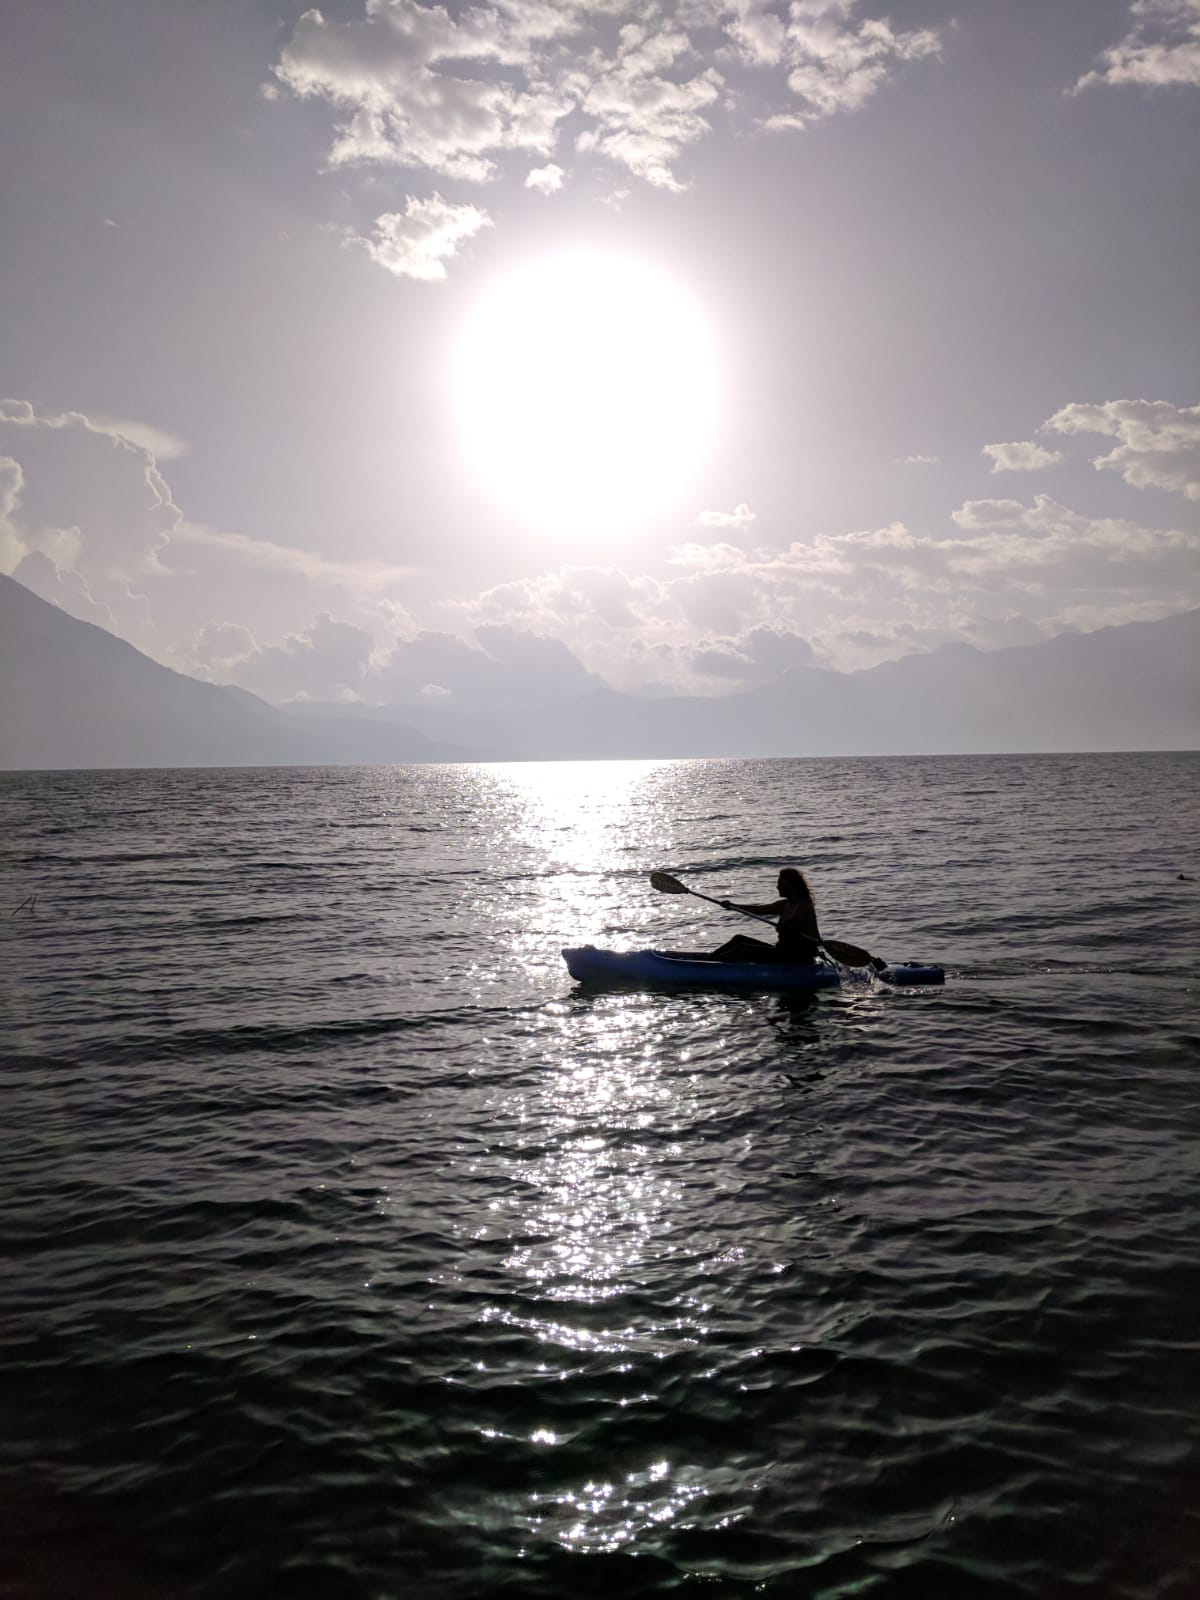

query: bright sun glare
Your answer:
[453,252,718,535]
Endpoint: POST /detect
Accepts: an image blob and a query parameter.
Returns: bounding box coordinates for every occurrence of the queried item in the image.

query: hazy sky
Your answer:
[1,0,1197,714]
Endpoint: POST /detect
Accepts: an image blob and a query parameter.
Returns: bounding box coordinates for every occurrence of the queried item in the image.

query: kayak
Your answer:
[562,946,944,990]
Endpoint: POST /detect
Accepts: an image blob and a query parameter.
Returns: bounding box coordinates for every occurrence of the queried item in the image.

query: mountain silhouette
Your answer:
[0,575,453,769]
[2,573,1196,767]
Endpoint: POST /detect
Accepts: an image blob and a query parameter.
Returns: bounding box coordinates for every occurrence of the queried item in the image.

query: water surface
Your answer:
[1,755,1197,1599]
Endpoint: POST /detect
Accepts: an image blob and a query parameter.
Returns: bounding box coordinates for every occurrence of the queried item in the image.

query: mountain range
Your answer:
[1,573,1196,768]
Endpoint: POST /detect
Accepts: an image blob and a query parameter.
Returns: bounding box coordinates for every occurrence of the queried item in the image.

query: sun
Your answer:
[453,251,718,535]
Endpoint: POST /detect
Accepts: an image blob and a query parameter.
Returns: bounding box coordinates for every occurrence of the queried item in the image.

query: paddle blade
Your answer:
[650,870,689,895]
[823,937,883,970]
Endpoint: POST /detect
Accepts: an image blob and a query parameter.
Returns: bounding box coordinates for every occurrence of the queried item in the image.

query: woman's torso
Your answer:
[776,895,820,952]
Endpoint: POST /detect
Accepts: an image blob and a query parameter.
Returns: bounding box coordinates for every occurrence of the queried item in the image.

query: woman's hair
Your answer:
[778,866,813,903]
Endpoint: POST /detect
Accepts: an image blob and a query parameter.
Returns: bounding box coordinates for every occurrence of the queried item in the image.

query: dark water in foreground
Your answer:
[1,754,1197,1600]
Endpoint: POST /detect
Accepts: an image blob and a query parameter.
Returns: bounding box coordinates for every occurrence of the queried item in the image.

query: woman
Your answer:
[712,867,824,965]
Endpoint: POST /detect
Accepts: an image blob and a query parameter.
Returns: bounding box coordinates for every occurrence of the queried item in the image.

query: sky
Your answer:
[1,0,1197,717]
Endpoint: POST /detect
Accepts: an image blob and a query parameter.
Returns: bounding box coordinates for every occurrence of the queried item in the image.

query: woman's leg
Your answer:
[711,934,780,963]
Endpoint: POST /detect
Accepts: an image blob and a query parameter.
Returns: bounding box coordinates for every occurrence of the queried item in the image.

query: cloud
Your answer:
[0,398,418,667]
[1044,398,1200,500]
[443,482,1198,688]
[11,550,119,632]
[372,622,600,708]
[982,440,1065,473]
[222,612,376,701]
[688,624,815,680]
[698,501,756,530]
[87,415,189,460]
[0,397,183,573]
[274,3,575,182]
[1073,0,1200,92]
[465,564,654,631]
[895,453,938,465]
[174,522,415,595]
[763,3,941,129]
[271,2,942,239]
[189,620,258,672]
[525,162,565,193]
[576,27,723,190]
[345,195,492,281]
[0,455,26,572]
[207,609,602,710]
[0,399,181,640]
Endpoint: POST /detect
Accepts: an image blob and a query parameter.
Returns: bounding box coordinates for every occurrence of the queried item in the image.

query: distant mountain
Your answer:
[2,572,1195,769]
[0,575,454,769]
[296,609,1200,759]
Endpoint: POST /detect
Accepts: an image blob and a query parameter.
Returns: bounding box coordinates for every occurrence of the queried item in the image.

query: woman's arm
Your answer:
[720,898,785,917]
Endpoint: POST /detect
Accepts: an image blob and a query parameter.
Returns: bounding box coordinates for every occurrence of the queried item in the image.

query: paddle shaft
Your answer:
[679,885,776,928]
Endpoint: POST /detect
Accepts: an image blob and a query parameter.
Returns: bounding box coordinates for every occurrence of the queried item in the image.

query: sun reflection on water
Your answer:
[452,760,753,1553]
[472,759,677,958]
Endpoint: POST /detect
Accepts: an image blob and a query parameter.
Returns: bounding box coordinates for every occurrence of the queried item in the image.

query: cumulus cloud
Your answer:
[698,501,757,530]
[689,624,815,680]
[345,195,492,280]
[576,26,722,190]
[189,620,258,673]
[206,610,602,710]
[982,440,1065,473]
[0,455,26,572]
[11,550,119,632]
[525,162,565,193]
[0,397,182,575]
[1073,0,1200,92]
[271,1,942,242]
[1044,398,1200,500]
[88,415,189,460]
[0,398,182,643]
[274,2,574,182]
[465,564,655,631]
[763,2,941,129]
[221,612,376,701]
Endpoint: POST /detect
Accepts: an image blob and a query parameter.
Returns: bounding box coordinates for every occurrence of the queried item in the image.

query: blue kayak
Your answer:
[562,946,943,990]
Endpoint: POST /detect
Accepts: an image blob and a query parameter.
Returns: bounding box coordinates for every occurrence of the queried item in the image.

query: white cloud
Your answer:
[525,162,565,193]
[464,563,654,631]
[1074,0,1200,92]
[0,455,26,572]
[1044,398,1200,500]
[369,622,599,708]
[0,398,183,571]
[11,550,119,632]
[274,3,575,182]
[765,3,941,129]
[895,452,938,465]
[189,620,258,674]
[271,1,942,229]
[982,440,1065,473]
[688,624,815,680]
[0,399,181,639]
[345,195,492,281]
[698,501,756,530]
[577,27,723,191]
[173,522,415,595]
[222,612,376,701]
[89,415,189,460]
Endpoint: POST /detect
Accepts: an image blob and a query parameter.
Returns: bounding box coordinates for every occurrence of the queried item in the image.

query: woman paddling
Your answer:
[712,867,824,965]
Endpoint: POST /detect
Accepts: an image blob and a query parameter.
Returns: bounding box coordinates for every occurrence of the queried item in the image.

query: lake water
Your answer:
[1,754,1197,1600]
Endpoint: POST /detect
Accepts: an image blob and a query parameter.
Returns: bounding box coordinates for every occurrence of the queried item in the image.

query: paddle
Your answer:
[649,870,888,973]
